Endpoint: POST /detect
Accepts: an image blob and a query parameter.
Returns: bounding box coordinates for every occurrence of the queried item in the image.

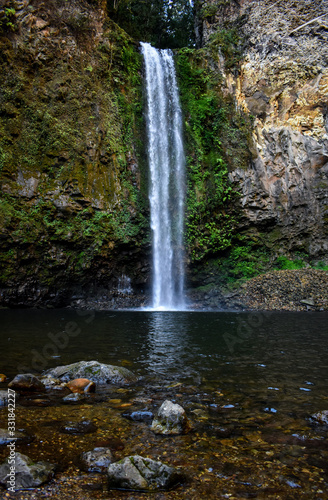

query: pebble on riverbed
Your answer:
[151,400,191,435]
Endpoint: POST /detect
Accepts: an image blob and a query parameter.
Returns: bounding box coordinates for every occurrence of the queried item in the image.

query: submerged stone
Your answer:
[62,393,85,403]
[310,410,328,425]
[80,447,113,473]
[107,455,183,491]
[60,419,97,435]
[151,400,191,435]
[0,429,34,446]
[122,410,154,422]
[0,390,8,407]
[8,374,45,392]
[43,360,138,385]
[0,452,55,489]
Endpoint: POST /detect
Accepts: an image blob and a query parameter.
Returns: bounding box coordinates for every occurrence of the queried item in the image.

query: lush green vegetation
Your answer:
[0,15,149,286]
[176,47,252,262]
[107,0,194,49]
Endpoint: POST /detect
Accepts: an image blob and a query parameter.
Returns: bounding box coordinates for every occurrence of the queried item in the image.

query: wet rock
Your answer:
[44,360,138,385]
[0,390,8,407]
[40,375,63,389]
[107,455,183,491]
[80,447,113,473]
[122,410,154,422]
[310,410,328,425]
[231,270,328,311]
[0,429,34,446]
[0,452,55,489]
[8,374,45,392]
[151,400,191,435]
[66,378,96,394]
[0,374,7,383]
[60,419,97,435]
[62,393,85,403]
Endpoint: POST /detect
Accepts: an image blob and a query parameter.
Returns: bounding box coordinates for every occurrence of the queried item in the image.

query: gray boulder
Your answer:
[80,447,113,472]
[107,455,183,491]
[151,400,191,435]
[0,452,55,489]
[43,360,138,385]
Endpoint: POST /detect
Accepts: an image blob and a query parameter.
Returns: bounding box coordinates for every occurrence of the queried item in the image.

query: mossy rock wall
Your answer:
[0,0,150,306]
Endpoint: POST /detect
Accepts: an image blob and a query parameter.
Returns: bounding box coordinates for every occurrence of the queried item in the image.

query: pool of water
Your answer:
[1,309,328,498]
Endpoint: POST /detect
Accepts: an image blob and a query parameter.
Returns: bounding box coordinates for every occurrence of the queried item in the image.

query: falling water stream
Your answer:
[141,42,185,310]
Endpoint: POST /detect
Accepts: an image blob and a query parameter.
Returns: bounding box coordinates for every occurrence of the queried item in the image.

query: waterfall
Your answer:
[141,42,185,310]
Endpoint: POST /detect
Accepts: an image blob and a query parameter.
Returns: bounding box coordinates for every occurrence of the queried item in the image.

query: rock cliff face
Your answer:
[199,0,328,260]
[0,0,150,306]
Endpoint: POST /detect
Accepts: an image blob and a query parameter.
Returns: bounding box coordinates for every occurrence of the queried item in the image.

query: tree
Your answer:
[108,0,195,49]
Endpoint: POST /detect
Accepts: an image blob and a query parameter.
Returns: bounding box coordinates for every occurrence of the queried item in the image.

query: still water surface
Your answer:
[1,309,328,498]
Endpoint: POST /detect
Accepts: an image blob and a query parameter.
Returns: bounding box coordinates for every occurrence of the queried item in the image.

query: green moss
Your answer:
[176,47,252,262]
[0,16,148,288]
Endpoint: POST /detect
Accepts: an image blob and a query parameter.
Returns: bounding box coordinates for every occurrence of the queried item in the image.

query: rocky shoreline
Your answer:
[223,269,328,312]
[1,269,328,312]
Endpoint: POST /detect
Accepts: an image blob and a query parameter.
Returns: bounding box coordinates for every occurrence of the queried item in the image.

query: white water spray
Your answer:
[141,42,185,310]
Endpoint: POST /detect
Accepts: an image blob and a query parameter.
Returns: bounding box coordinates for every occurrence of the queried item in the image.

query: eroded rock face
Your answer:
[0,0,150,308]
[107,455,183,491]
[151,400,191,435]
[200,0,328,260]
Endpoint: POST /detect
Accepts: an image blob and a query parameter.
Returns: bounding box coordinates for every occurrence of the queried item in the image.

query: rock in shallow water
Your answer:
[151,400,191,435]
[80,447,113,472]
[8,374,45,392]
[0,429,34,446]
[0,452,55,489]
[62,393,86,403]
[60,419,97,435]
[43,360,138,385]
[310,410,328,425]
[107,455,183,491]
[66,378,96,393]
[122,410,154,422]
[0,390,8,407]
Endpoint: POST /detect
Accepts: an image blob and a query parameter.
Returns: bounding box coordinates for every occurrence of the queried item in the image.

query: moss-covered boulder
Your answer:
[43,360,138,385]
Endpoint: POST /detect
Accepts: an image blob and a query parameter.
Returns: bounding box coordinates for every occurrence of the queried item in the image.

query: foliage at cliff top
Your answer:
[107,0,195,48]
